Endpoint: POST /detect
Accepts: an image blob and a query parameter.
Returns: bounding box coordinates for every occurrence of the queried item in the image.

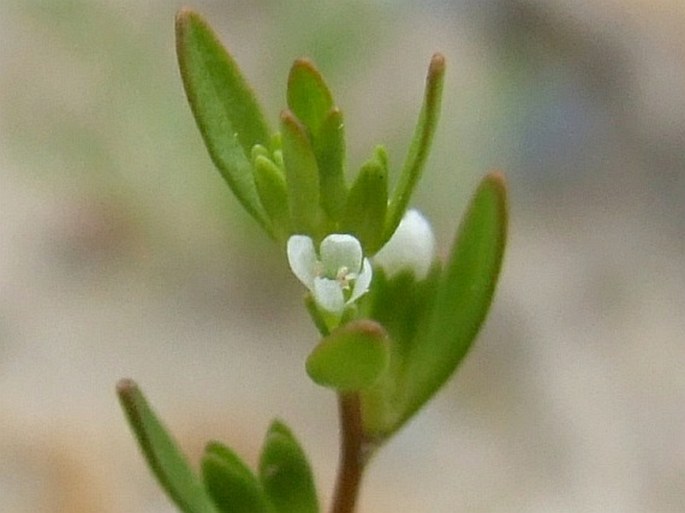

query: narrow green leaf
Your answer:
[287,61,346,223]
[306,320,390,391]
[202,442,272,513]
[384,53,445,244]
[281,110,321,236]
[400,172,507,431]
[175,8,272,235]
[253,154,291,241]
[116,379,219,513]
[259,420,319,513]
[342,148,388,254]
[313,108,347,222]
[287,59,334,136]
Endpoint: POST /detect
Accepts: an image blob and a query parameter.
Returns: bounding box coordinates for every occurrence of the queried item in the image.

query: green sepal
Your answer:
[362,172,508,438]
[384,53,445,245]
[116,379,219,513]
[202,441,272,513]
[313,108,347,222]
[259,420,319,513]
[304,294,332,337]
[281,110,322,237]
[342,147,388,254]
[306,320,390,391]
[287,59,334,136]
[175,8,273,236]
[253,154,291,241]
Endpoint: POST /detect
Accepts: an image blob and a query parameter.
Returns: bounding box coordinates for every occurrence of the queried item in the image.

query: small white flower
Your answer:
[374,209,436,280]
[287,233,373,316]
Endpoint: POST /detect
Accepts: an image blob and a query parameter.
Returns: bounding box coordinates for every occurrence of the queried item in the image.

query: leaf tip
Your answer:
[175,6,193,22]
[174,8,199,68]
[485,169,506,188]
[203,440,225,456]
[474,171,509,279]
[116,377,137,397]
[174,6,197,39]
[280,108,297,126]
[290,57,316,72]
[267,418,289,434]
[482,170,509,222]
[347,319,388,340]
[429,52,446,75]
[280,109,308,138]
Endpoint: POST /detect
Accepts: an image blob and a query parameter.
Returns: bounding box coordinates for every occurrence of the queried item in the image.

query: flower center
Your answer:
[335,266,353,289]
[316,262,355,290]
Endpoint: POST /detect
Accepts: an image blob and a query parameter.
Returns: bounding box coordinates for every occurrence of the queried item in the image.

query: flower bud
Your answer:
[374,209,435,280]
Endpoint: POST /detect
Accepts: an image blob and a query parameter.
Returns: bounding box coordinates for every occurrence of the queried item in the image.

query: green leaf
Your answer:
[175,8,272,235]
[313,108,347,222]
[281,110,321,236]
[361,174,507,437]
[384,53,445,245]
[116,379,219,513]
[287,60,347,223]
[259,420,319,513]
[342,147,388,254]
[253,154,291,241]
[287,59,334,136]
[370,172,507,437]
[202,442,272,513]
[306,320,390,391]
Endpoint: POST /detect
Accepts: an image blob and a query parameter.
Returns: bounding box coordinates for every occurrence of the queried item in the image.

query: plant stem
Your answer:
[330,392,365,513]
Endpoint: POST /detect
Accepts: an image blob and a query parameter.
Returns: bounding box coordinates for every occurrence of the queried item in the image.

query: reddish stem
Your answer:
[330,393,366,513]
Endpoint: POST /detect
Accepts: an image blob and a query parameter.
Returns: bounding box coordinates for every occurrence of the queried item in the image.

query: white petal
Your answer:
[319,234,363,276]
[313,277,345,314]
[374,209,436,280]
[348,257,373,304]
[287,235,318,289]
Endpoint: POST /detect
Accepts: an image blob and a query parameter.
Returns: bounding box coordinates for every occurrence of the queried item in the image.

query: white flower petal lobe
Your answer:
[287,235,317,289]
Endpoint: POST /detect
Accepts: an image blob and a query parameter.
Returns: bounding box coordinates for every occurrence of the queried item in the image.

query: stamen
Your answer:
[336,266,351,289]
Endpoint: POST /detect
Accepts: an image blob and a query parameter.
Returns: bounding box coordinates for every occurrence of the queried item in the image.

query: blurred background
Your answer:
[1,0,683,512]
